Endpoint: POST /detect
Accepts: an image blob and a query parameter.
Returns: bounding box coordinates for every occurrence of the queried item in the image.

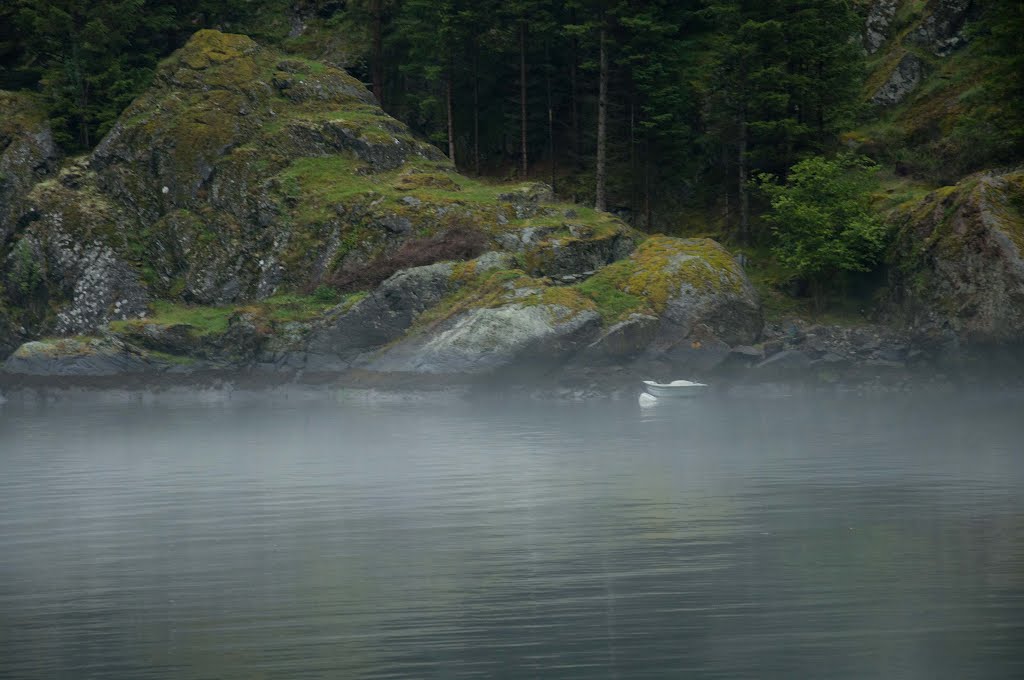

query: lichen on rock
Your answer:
[888,170,1024,345]
[577,236,762,348]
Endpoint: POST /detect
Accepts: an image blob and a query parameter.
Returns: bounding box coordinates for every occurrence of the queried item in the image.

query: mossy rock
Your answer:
[0,90,61,245]
[887,170,1024,344]
[575,236,762,348]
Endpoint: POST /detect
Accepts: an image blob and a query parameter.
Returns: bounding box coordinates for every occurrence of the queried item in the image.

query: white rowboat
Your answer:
[642,379,708,398]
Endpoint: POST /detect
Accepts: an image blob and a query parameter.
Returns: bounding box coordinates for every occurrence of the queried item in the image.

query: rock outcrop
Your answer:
[864,0,899,54]
[871,53,925,106]
[0,92,60,248]
[579,237,762,349]
[888,171,1024,346]
[907,0,973,56]
[0,30,766,383]
[306,261,458,366]
[350,235,761,377]
[3,337,167,376]
[368,303,601,376]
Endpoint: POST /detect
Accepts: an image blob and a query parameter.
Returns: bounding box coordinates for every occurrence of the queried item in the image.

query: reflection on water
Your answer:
[1,391,1022,679]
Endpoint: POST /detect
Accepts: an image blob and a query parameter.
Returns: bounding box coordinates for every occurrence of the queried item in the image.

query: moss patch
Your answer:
[0,91,48,148]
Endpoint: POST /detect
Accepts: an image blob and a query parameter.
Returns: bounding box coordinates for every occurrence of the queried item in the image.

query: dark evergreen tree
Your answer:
[14,0,178,149]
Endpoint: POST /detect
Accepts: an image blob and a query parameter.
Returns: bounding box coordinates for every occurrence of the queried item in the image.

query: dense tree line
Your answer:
[2,1,1018,242]
[0,0,868,239]
[374,0,866,237]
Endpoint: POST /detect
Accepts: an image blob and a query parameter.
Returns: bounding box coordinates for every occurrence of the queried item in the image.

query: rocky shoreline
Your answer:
[2,31,1023,398]
[2,316,1021,402]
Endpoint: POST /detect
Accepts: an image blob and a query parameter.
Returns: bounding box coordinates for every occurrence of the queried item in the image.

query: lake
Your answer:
[1,389,1022,678]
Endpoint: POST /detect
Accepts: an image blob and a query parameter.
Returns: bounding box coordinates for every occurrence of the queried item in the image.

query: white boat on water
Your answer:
[642,379,708,398]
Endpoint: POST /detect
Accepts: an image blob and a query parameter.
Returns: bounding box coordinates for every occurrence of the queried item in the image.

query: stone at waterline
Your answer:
[307,262,457,363]
[756,349,813,372]
[585,314,660,359]
[365,304,601,375]
[2,338,165,377]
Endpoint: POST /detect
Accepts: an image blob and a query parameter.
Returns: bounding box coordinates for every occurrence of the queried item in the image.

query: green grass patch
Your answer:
[340,290,369,312]
[111,301,234,336]
[244,293,339,323]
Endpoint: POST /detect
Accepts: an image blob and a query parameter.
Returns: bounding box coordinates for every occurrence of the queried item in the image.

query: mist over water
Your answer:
[1,391,1022,679]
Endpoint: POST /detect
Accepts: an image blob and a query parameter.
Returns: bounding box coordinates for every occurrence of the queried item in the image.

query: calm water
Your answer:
[1,390,1022,679]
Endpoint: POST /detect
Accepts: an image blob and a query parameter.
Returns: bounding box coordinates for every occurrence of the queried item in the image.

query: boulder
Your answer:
[497,183,555,219]
[585,314,660,359]
[367,303,601,375]
[888,171,1024,346]
[2,337,165,376]
[871,53,924,106]
[582,236,761,350]
[307,262,457,362]
[524,228,635,279]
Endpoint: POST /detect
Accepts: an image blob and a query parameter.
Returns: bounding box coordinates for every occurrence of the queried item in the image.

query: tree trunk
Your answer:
[519,21,529,179]
[595,26,608,213]
[644,139,652,232]
[447,72,456,165]
[570,36,581,167]
[546,41,555,194]
[737,111,749,243]
[473,46,481,175]
[629,94,637,226]
[372,0,384,105]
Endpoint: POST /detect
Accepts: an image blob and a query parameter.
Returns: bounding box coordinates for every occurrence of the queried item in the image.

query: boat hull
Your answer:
[643,385,706,398]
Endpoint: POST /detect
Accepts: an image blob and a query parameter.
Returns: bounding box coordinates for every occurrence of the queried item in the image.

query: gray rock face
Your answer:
[586,314,660,358]
[864,0,899,54]
[51,243,150,335]
[493,225,559,252]
[6,208,150,337]
[907,0,972,55]
[756,349,813,371]
[368,304,601,375]
[657,271,762,350]
[0,92,61,247]
[497,183,555,220]
[871,53,924,106]
[888,171,1024,345]
[2,337,160,376]
[307,262,456,362]
[525,231,635,279]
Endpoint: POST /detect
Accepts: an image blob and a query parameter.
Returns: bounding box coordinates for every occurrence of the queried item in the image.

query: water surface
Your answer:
[1,390,1022,678]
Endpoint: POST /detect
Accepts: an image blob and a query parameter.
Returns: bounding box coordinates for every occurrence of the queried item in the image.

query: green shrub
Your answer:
[757,155,888,310]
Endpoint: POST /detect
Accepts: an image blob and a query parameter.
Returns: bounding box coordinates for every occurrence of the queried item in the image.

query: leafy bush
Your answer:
[757,155,887,309]
[311,285,341,304]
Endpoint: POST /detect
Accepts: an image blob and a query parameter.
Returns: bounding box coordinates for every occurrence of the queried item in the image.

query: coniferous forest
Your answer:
[3,0,1021,241]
